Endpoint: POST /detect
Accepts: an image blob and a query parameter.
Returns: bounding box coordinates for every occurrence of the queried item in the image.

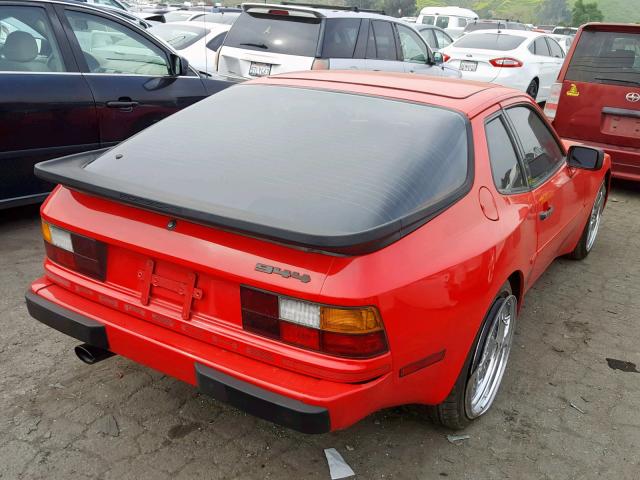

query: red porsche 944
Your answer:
[27,71,610,433]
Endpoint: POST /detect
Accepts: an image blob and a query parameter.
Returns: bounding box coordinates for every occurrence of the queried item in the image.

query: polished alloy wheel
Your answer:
[465,295,517,419]
[586,183,606,252]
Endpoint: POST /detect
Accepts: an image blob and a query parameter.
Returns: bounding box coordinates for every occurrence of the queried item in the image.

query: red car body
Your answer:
[27,72,610,433]
[545,23,640,181]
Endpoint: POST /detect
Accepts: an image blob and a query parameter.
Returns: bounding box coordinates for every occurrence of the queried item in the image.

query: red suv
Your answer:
[545,23,640,181]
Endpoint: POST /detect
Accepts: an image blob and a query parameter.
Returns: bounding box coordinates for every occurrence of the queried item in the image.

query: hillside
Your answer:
[415,0,640,24]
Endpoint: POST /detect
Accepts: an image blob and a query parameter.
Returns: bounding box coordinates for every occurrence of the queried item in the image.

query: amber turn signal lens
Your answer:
[320,307,382,334]
[41,220,52,243]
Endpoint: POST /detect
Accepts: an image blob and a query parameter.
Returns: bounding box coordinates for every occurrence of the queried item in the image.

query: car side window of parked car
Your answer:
[367,20,396,60]
[397,24,429,63]
[0,6,65,72]
[64,10,170,75]
[206,32,226,52]
[529,37,551,57]
[321,19,361,58]
[506,106,565,187]
[434,29,452,48]
[546,37,564,58]
[486,116,527,193]
[435,16,449,30]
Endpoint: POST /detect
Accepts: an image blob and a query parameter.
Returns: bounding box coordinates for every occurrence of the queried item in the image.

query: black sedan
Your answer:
[0,0,232,209]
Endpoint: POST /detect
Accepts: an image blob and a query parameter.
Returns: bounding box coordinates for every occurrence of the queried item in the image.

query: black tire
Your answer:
[428,282,513,430]
[526,78,539,100]
[567,181,606,260]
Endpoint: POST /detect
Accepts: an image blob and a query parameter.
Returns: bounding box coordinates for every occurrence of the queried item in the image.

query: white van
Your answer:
[416,6,478,39]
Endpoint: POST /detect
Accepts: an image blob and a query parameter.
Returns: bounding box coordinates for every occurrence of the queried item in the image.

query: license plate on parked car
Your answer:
[249,62,272,77]
[459,60,478,72]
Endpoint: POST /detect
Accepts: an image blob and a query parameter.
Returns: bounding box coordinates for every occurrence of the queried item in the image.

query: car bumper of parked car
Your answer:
[26,280,395,433]
[563,137,640,181]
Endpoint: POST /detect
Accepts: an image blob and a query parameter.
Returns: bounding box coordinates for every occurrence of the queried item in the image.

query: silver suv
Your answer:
[217,3,460,79]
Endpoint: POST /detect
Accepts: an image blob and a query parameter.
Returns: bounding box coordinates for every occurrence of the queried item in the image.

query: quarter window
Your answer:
[0,5,65,72]
[65,10,170,75]
[322,18,360,58]
[434,29,452,48]
[546,37,564,58]
[206,32,226,52]
[397,24,429,64]
[486,117,526,193]
[506,106,565,187]
[532,37,550,56]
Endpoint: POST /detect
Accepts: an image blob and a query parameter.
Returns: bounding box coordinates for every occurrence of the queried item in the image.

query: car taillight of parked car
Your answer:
[240,286,388,358]
[543,82,562,121]
[41,221,107,281]
[489,57,523,67]
[442,53,451,62]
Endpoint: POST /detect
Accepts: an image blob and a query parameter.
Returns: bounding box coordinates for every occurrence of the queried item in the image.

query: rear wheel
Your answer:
[568,181,606,260]
[526,78,539,100]
[428,282,517,429]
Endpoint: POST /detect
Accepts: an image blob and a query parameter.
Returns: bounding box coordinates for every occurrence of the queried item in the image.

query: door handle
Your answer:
[539,206,554,220]
[106,99,139,110]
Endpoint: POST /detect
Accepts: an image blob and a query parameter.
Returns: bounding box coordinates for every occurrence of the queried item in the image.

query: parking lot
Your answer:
[0,179,637,480]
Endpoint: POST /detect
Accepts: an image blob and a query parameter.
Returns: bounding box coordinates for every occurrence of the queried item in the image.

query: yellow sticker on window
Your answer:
[566,84,580,97]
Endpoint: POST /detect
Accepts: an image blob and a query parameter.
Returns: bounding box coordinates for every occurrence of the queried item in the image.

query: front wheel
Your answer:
[567,181,606,260]
[428,282,517,429]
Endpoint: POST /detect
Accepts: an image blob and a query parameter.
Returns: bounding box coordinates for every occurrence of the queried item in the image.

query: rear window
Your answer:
[321,18,361,58]
[149,24,206,50]
[565,29,640,85]
[223,12,320,57]
[454,33,525,50]
[553,27,576,36]
[80,85,470,247]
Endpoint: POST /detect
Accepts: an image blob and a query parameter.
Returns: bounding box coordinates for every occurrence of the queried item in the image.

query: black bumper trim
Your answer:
[195,363,330,434]
[25,290,109,350]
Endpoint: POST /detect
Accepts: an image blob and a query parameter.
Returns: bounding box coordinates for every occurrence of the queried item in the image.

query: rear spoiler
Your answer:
[241,2,325,17]
[281,2,385,15]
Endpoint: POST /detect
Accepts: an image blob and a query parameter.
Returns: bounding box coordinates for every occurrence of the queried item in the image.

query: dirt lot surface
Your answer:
[1,181,639,480]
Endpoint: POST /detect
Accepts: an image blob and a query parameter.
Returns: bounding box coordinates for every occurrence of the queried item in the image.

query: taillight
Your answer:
[268,9,289,15]
[442,54,451,62]
[240,287,388,358]
[311,58,329,70]
[41,221,107,281]
[489,57,523,68]
[544,82,562,121]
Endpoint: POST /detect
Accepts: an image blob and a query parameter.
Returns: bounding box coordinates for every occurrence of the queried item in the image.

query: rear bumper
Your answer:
[562,137,640,181]
[25,282,394,433]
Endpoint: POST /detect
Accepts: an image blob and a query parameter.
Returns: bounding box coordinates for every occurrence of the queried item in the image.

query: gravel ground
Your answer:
[1,181,639,480]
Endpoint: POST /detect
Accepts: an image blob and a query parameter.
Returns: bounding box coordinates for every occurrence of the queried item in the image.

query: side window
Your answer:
[64,10,170,75]
[418,28,436,49]
[435,16,449,29]
[371,20,396,60]
[0,5,65,72]
[457,18,467,28]
[206,32,226,52]
[434,29,452,48]
[322,19,361,58]
[486,116,527,193]
[506,106,565,186]
[532,37,550,56]
[421,15,435,25]
[546,37,564,58]
[397,24,429,63]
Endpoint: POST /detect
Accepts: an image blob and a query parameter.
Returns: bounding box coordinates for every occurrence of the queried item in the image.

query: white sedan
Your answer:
[149,21,230,75]
[440,30,566,102]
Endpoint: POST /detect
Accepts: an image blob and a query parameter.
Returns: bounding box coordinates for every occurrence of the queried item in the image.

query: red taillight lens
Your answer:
[311,58,329,70]
[240,287,388,358]
[544,82,562,121]
[442,54,451,62]
[268,9,289,15]
[489,57,523,68]
[42,221,107,281]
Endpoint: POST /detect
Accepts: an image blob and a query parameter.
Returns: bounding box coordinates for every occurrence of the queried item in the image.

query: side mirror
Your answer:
[567,145,604,170]
[170,54,190,76]
[433,51,444,65]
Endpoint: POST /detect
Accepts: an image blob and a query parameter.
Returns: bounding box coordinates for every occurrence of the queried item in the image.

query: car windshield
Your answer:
[224,12,320,56]
[565,29,640,85]
[79,85,470,245]
[454,33,526,50]
[163,11,195,22]
[149,23,206,49]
